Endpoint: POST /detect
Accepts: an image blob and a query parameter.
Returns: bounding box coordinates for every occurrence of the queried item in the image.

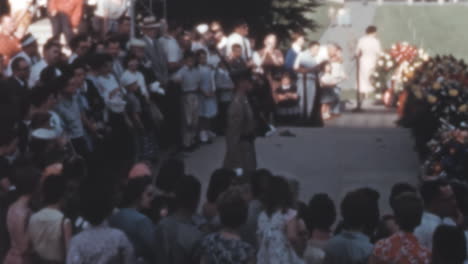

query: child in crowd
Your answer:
[257,175,304,264]
[122,55,149,100]
[199,188,256,264]
[304,193,336,264]
[172,51,202,151]
[197,50,218,143]
[320,62,343,120]
[229,44,248,75]
[274,72,300,124]
[121,73,147,161]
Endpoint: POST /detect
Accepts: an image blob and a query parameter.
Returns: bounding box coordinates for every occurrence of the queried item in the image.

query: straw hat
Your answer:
[140,16,160,29]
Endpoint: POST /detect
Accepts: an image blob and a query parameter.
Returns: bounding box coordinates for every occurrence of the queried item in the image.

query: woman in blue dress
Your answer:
[284,32,305,76]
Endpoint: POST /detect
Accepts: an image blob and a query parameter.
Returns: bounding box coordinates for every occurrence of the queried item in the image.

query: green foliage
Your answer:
[159,0,321,44]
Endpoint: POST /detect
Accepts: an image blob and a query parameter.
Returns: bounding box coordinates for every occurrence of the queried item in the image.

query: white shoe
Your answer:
[265,125,277,137]
[199,131,209,143]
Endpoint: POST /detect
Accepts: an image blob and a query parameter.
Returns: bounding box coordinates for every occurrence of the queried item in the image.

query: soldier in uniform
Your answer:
[223,70,257,175]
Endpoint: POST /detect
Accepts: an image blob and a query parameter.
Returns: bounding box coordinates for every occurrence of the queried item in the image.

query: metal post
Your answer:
[163,0,167,20]
[130,0,136,39]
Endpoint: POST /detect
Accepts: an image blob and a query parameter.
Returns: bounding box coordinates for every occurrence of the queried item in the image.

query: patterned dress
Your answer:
[372,232,431,264]
[257,209,304,264]
[66,224,135,264]
[200,233,254,264]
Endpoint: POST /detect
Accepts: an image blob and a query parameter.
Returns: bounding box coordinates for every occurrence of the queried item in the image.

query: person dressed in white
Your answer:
[158,20,183,73]
[121,56,149,100]
[226,20,252,61]
[355,26,382,96]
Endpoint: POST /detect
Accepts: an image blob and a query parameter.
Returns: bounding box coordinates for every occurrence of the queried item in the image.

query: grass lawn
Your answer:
[374,5,468,61]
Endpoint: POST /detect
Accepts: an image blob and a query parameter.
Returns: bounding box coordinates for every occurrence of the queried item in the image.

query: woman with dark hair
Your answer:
[432,225,467,264]
[201,168,236,232]
[257,175,304,264]
[150,158,185,223]
[304,193,336,264]
[108,176,156,264]
[66,178,135,264]
[370,193,430,264]
[28,174,73,263]
[200,189,255,264]
[4,164,40,264]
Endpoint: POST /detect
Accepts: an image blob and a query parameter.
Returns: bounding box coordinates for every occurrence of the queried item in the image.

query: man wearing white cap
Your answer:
[6,33,40,77]
[140,16,169,86]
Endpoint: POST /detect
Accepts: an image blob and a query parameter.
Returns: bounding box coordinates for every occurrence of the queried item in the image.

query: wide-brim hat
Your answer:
[140,16,160,29]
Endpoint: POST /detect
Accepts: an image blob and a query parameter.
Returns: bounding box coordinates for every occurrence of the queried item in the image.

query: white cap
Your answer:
[31,128,60,140]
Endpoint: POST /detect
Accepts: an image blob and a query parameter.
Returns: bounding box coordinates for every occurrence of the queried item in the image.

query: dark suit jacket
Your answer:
[2,77,28,116]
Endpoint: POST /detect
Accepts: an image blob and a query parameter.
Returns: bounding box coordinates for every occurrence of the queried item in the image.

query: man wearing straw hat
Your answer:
[140,16,169,87]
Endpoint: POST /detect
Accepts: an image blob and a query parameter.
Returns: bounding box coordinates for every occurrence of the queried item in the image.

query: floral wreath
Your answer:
[371,42,429,94]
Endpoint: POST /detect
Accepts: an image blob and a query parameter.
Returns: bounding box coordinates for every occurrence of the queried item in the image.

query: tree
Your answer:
[143,0,321,44]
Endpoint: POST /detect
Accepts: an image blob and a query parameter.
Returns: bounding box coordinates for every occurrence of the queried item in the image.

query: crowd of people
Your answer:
[2,1,467,264]
[2,155,468,264]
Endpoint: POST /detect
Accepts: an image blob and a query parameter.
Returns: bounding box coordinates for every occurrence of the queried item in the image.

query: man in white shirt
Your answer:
[414,179,458,250]
[6,33,40,77]
[29,40,61,87]
[68,34,91,64]
[226,20,252,61]
[158,20,183,73]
